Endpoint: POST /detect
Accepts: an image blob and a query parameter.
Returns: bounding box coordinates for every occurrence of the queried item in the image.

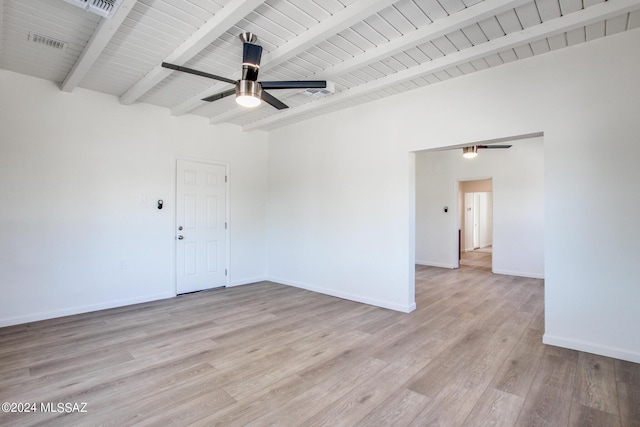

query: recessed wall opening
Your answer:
[412,132,545,303]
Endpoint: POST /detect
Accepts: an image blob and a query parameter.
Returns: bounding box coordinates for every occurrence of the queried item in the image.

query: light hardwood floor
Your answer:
[1,253,638,426]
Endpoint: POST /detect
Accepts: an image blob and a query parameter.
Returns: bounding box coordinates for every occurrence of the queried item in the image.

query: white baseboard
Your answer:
[415,260,456,269]
[0,292,176,328]
[543,334,640,364]
[492,268,544,279]
[227,277,269,287]
[267,276,416,313]
[0,276,417,326]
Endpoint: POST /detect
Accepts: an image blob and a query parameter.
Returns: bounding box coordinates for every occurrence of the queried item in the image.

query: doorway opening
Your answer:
[458,179,493,272]
[412,132,545,310]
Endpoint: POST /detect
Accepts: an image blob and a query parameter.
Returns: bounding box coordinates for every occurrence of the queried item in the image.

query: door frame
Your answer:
[173,157,230,295]
[454,176,493,270]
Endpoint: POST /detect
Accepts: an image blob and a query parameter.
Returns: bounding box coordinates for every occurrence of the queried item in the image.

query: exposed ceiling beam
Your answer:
[243,0,640,131]
[308,0,532,78]
[209,0,530,125]
[259,0,398,74]
[170,0,398,117]
[119,0,265,105]
[61,0,137,92]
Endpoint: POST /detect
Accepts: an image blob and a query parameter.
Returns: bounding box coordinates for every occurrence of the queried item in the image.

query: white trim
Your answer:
[407,153,417,311]
[416,261,457,269]
[543,334,640,364]
[0,292,175,328]
[268,277,416,313]
[227,277,268,287]
[451,179,460,269]
[492,269,544,279]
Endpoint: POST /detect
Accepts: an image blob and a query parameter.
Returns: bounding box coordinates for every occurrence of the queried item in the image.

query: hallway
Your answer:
[459,250,492,273]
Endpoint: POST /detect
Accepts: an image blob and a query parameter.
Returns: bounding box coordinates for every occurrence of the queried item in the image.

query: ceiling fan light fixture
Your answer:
[462,146,478,158]
[236,94,261,108]
[236,80,262,108]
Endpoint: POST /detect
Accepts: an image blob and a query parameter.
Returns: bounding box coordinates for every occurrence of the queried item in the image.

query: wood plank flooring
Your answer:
[1,252,638,426]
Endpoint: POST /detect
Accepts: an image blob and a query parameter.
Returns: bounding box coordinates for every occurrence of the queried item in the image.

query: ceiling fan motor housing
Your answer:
[237,80,262,99]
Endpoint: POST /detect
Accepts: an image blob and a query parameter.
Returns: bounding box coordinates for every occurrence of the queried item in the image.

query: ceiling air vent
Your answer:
[300,81,335,98]
[28,33,68,51]
[64,0,123,18]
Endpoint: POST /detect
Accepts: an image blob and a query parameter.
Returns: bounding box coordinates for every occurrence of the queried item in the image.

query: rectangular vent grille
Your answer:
[64,0,122,18]
[300,81,336,98]
[28,33,68,51]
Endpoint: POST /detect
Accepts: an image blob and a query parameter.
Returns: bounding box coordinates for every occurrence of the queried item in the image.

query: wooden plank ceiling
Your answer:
[1,0,639,131]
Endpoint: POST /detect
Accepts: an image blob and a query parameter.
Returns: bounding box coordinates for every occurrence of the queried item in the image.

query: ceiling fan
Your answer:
[462,144,512,158]
[162,33,327,110]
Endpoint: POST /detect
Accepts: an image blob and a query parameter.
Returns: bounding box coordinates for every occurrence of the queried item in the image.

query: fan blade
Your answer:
[261,91,288,110]
[477,144,512,149]
[261,81,327,90]
[162,62,236,85]
[202,88,236,102]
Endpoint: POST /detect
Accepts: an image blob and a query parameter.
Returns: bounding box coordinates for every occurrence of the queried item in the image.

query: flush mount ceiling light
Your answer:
[462,146,478,158]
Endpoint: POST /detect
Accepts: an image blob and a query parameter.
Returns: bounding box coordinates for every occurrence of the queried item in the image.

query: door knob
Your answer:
[178,235,184,240]
[178,226,183,230]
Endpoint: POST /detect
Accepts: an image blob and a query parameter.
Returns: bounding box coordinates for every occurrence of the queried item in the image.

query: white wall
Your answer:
[266,120,415,312]
[267,29,640,363]
[415,138,544,278]
[0,71,269,326]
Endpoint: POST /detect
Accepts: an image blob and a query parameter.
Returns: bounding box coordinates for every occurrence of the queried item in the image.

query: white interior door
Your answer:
[478,192,493,248]
[464,193,474,251]
[473,193,481,249]
[176,160,227,294]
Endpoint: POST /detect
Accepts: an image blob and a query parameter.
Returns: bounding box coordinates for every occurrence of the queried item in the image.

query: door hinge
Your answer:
[225,222,228,229]
[225,175,227,183]
[225,269,228,276]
